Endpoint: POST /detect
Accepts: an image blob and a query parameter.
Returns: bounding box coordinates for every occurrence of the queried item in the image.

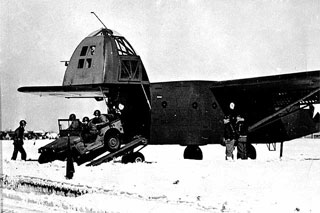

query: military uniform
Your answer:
[236,117,248,159]
[11,124,27,160]
[91,114,109,129]
[224,116,236,160]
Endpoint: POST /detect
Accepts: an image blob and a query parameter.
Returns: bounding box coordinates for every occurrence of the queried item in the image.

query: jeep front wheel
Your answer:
[104,134,120,152]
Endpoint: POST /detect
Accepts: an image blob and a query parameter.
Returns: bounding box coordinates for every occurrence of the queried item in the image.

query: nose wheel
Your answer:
[247,144,257,159]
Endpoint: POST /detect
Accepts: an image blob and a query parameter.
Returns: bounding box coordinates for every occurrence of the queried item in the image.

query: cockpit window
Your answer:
[80,46,88,56]
[114,37,136,56]
[119,59,140,81]
[78,46,94,69]
[78,59,85,68]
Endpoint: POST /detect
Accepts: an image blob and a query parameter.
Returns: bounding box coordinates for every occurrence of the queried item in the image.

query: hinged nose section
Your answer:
[63,28,149,86]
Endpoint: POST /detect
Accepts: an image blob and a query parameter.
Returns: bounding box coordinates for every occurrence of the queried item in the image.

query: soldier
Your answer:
[223,116,237,160]
[68,113,81,130]
[236,115,248,159]
[81,116,94,143]
[11,120,27,161]
[223,102,239,160]
[91,110,109,129]
[84,110,109,141]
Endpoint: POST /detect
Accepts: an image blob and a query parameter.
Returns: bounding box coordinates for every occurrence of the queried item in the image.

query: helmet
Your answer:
[20,120,27,126]
[118,103,124,110]
[82,116,89,122]
[69,113,76,120]
[93,110,101,116]
[229,102,235,110]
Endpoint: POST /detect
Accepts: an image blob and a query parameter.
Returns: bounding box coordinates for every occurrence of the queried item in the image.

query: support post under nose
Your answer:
[280,142,284,158]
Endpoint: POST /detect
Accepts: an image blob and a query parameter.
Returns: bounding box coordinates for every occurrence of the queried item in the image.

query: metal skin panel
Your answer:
[211,71,320,144]
[63,36,106,85]
[62,31,149,86]
[149,81,224,145]
[104,36,119,84]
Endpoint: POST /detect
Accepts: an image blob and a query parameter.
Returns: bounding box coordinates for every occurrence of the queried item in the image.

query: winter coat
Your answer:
[236,120,248,136]
[224,122,237,140]
[13,126,24,145]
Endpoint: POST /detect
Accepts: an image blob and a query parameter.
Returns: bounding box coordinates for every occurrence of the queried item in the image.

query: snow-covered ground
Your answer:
[1,138,320,212]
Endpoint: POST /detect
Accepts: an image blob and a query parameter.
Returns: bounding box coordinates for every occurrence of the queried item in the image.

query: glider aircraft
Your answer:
[18,16,320,161]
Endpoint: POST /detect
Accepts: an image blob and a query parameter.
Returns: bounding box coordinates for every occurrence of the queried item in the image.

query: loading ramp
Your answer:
[86,136,148,166]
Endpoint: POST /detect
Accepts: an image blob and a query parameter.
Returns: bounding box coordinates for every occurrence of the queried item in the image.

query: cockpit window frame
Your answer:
[118,56,142,82]
[113,36,136,56]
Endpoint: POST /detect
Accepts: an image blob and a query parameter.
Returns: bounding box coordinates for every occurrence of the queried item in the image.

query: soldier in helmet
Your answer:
[81,116,94,143]
[83,110,109,141]
[82,116,90,125]
[11,120,27,161]
[91,110,109,129]
[223,116,236,160]
[222,102,239,160]
[68,113,81,131]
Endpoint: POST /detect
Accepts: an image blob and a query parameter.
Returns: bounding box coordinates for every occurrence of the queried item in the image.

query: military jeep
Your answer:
[38,115,124,165]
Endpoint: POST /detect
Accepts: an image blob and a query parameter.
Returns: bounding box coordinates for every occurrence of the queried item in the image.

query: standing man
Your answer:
[223,102,238,160]
[11,120,27,161]
[223,116,237,160]
[236,115,248,159]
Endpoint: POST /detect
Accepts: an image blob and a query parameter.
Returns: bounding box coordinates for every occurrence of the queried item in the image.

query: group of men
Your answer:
[68,109,110,143]
[223,102,248,160]
[11,103,246,161]
[10,109,117,161]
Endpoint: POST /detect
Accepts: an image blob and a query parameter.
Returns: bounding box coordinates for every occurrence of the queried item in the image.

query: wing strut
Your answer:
[248,87,320,133]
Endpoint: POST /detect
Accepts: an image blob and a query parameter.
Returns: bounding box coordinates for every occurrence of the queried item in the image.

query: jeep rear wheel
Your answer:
[104,134,120,152]
[132,152,145,163]
[121,152,145,164]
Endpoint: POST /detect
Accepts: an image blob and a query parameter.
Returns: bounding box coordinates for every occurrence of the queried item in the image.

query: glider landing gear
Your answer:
[247,144,257,159]
[183,145,203,160]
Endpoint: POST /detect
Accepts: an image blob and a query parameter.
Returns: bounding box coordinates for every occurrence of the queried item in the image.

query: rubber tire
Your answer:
[121,152,145,163]
[132,152,145,163]
[247,144,257,159]
[104,134,120,152]
[183,145,203,160]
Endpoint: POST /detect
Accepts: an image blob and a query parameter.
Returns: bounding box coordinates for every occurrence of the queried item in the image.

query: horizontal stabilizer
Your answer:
[18,85,109,99]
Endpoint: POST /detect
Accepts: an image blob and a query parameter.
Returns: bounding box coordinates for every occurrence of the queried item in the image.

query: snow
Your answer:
[1,139,320,212]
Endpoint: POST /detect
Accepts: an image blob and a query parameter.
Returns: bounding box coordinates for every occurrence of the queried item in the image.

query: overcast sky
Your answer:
[1,0,320,132]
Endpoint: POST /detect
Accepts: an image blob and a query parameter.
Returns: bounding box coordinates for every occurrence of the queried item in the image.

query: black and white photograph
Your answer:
[1,0,320,212]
